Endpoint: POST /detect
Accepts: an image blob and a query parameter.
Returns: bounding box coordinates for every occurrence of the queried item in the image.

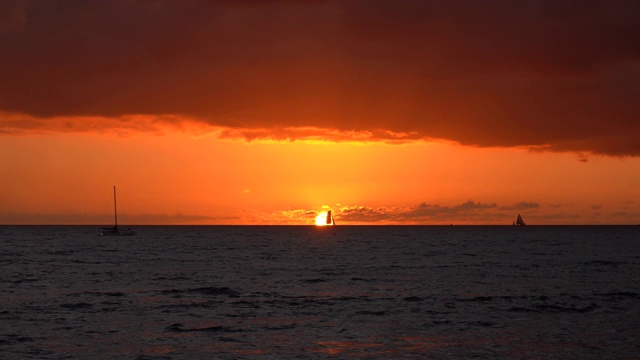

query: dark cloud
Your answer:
[336,206,394,223]
[500,202,541,211]
[1,0,639,155]
[279,209,318,221]
[334,200,501,223]
[396,200,498,222]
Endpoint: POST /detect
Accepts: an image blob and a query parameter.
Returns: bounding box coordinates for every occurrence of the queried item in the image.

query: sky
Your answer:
[1,0,639,225]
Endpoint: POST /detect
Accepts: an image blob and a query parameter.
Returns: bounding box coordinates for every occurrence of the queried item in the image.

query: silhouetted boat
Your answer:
[326,210,336,226]
[100,186,135,236]
[513,214,526,226]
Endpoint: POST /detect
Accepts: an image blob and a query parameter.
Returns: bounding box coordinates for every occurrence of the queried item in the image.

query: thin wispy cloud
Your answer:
[0,212,217,225]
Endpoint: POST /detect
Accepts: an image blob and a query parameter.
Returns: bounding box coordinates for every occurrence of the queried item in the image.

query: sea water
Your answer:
[1,225,638,359]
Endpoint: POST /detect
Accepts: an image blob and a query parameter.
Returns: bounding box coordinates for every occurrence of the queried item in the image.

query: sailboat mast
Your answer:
[113,185,118,229]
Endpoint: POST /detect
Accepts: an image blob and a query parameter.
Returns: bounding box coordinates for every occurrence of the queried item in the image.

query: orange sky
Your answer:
[1,1,639,225]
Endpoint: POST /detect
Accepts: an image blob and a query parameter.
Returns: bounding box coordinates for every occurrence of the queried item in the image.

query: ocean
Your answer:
[1,225,638,359]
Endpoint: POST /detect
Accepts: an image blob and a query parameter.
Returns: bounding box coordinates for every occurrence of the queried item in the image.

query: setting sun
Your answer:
[315,211,335,226]
[315,212,329,226]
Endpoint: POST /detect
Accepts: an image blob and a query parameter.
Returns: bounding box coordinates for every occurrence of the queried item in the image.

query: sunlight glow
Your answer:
[315,212,329,226]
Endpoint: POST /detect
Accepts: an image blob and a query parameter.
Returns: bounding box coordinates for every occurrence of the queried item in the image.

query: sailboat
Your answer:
[513,214,526,226]
[100,186,135,236]
[326,210,336,226]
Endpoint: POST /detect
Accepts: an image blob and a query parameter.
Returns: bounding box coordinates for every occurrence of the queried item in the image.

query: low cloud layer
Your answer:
[0,211,218,225]
[336,201,503,224]
[2,200,637,225]
[282,199,638,225]
[1,1,639,155]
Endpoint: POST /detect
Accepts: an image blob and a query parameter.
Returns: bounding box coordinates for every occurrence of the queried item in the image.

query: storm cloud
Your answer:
[1,0,639,155]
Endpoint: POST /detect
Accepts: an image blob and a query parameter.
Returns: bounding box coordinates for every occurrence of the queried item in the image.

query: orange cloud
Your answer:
[268,199,639,225]
[1,1,639,155]
[0,112,186,136]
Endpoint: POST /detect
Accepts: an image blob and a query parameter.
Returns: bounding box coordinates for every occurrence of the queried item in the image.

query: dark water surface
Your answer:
[1,225,639,359]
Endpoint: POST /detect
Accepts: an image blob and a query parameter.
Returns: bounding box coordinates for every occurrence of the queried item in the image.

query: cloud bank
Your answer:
[274,199,638,225]
[1,1,639,155]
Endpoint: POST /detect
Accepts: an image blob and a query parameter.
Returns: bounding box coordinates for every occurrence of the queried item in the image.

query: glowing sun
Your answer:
[315,212,329,226]
[315,211,335,226]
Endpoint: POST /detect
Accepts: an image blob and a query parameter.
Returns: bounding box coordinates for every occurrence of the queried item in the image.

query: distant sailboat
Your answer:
[326,210,336,226]
[514,214,526,226]
[100,186,135,236]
